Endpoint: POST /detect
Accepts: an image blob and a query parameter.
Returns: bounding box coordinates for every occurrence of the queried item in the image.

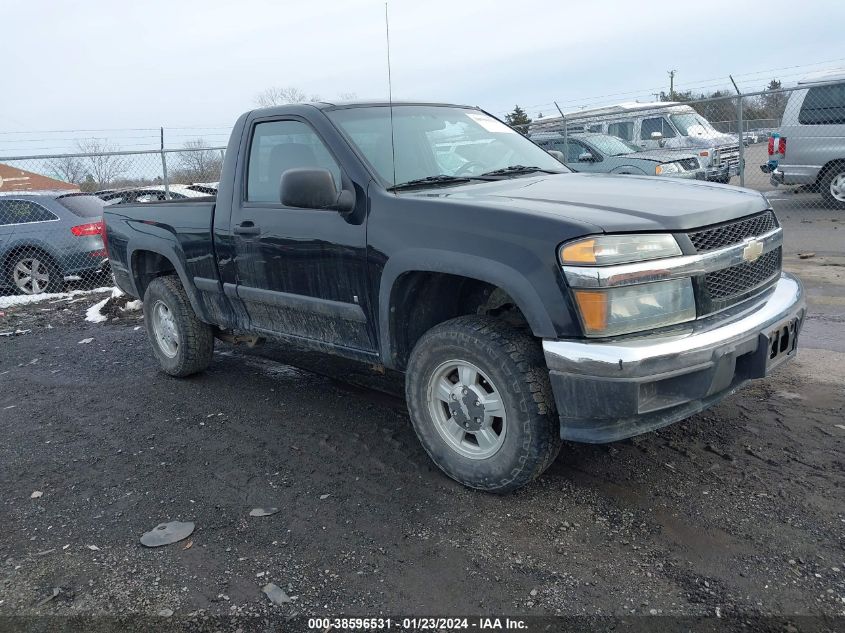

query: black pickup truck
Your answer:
[103,101,805,493]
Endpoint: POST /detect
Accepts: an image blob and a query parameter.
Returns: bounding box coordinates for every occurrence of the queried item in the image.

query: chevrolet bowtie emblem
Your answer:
[742,239,764,263]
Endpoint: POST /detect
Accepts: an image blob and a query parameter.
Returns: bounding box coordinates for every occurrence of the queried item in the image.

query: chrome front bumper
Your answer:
[543,274,805,443]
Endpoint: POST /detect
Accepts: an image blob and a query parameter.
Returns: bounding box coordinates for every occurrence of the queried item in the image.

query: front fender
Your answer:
[610,165,648,175]
[378,248,557,366]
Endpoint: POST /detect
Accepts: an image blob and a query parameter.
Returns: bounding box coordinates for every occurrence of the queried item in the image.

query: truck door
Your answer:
[229,118,375,352]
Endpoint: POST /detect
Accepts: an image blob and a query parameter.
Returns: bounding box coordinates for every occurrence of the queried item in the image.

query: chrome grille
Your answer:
[688,211,778,252]
[717,144,740,168]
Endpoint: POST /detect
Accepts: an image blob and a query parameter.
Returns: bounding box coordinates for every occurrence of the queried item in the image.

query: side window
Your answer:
[799,85,845,125]
[587,124,603,133]
[641,117,676,139]
[0,200,58,226]
[607,121,634,141]
[246,120,342,203]
[562,141,587,162]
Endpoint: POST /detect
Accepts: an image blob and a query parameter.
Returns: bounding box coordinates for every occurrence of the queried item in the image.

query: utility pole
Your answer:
[668,69,676,100]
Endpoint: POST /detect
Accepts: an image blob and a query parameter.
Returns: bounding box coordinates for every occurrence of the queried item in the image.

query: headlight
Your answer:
[560,234,681,266]
[572,278,696,337]
[655,162,681,176]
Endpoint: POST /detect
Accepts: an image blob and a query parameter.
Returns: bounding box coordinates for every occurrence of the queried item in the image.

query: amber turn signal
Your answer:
[560,239,596,264]
[572,289,608,333]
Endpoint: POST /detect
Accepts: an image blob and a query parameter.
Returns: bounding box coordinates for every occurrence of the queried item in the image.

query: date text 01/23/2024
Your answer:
[306,617,528,630]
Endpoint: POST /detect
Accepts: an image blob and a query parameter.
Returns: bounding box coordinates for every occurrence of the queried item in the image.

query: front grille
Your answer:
[717,144,740,168]
[678,157,699,171]
[687,210,778,252]
[702,247,781,312]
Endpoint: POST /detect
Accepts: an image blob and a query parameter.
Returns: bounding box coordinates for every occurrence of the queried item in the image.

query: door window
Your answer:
[799,85,845,125]
[246,120,341,202]
[562,140,589,162]
[0,200,58,226]
[607,121,634,141]
[640,117,677,139]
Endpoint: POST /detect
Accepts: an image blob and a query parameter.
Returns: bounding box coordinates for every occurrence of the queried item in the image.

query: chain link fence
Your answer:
[1,76,844,299]
[0,146,224,297]
[522,77,845,208]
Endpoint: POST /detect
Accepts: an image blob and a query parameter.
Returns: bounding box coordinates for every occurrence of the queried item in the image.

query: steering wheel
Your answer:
[454,161,485,176]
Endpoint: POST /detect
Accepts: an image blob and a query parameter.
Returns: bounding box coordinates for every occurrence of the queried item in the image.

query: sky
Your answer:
[2,0,844,155]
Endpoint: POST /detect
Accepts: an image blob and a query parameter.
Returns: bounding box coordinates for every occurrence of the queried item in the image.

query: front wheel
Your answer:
[820,166,845,210]
[405,316,561,493]
[143,275,214,377]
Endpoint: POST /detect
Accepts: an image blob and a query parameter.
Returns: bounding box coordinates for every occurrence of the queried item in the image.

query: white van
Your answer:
[768,70,845,209]
[529,102,740,183]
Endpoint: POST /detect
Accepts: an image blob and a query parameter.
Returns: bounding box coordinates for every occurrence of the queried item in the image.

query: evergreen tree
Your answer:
[505,105,531,129]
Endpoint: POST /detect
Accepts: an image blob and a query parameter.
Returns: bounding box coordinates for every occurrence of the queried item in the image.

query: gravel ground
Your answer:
[0,277,844,631]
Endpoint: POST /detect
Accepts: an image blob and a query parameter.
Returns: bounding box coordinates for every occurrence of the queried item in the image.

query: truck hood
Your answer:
[404,173,769,233]
[675,130,738,149]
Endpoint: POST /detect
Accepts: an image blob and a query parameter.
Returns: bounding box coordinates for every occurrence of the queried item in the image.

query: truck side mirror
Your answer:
[279,168,354,213]
[577,151,595,162]
[650,131,664,140]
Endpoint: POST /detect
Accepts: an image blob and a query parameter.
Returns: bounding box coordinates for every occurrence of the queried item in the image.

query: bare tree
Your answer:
[47,155,85,185]
[337,91,358,101]
[172,139,224,183]
[255,86,320,107]
[76,138,130,190]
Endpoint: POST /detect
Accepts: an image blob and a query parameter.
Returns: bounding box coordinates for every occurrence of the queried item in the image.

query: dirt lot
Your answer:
[1,201,844,631]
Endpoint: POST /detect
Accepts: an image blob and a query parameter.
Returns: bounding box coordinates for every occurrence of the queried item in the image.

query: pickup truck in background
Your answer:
[103,101,805,493]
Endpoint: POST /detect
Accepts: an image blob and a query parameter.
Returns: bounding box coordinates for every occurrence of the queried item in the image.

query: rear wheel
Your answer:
[405,316,561,493]
[820,165,845,210]
[143,275,214,377]
[6,251,63,295]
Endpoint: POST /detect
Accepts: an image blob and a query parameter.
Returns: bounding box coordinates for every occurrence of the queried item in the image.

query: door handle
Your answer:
[234,221,261,236]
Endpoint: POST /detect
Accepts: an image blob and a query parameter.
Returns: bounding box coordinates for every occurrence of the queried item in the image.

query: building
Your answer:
[0,163,79,194]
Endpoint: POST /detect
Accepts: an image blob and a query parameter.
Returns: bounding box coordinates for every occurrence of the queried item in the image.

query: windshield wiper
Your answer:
[389,174,474,191]
[477,165,563,178]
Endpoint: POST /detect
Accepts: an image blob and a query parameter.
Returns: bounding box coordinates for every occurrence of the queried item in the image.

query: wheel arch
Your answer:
[611,165,647,175]
[818,158,845,181]
[129,247,209,322]
[378,249,556,370]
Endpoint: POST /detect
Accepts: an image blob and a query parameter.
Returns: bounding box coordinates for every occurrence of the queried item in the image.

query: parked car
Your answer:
[531,132,703,178]
[530,101,740,183]
[96,184,212,205]
[767,70,845,209]
[0,192,108,295]
[104,101,804,493]
[741,131,758,146]
[186,182,219,195]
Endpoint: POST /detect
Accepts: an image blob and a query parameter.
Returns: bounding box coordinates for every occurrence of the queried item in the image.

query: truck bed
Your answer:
[103,198,218,301]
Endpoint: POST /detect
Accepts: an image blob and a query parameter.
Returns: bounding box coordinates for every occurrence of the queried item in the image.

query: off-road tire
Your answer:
[143,275,214,377]
[405,315,562,493]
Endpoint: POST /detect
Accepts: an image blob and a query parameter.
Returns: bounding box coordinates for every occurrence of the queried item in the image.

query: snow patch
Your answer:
[85,298,110,323]
[0,287,115,309]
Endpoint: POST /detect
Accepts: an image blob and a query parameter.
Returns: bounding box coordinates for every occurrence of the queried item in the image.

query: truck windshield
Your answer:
[587,135,641,156]
[670,112,714,136]
[326,105,568,187]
